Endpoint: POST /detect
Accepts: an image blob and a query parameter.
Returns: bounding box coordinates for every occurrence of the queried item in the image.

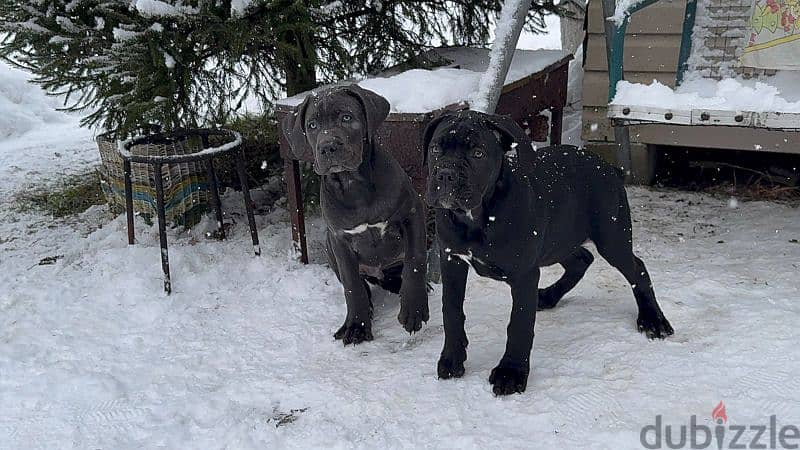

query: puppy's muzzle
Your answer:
[427,167,460,208]
[319,140,343,156]
[435,168,457,188]
[315,137,353,175]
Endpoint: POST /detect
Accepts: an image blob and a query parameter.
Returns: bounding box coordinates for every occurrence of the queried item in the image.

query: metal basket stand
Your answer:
[118,128,261,294]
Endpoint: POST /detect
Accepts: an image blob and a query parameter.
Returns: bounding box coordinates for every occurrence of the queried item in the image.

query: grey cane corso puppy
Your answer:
[282,85,429,345]
[423,110,674,395]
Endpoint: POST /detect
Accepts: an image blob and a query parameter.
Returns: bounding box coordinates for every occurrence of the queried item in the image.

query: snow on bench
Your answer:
[277,48,570,114]
[608,72,800,130]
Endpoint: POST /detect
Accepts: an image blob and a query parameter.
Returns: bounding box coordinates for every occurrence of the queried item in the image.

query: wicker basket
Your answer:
[97,131,210,226]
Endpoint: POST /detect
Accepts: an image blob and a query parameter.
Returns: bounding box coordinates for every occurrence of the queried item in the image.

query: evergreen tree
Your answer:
[0,0,566,135]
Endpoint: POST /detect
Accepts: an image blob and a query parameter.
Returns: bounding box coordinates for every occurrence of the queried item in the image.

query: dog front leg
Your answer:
[490,268,541,395]
[398,203,430,333]
[437,248,469,379]
[329,235,373,345]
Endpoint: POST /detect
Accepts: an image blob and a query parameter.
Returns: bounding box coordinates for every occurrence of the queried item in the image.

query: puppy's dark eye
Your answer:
[472,149,485,158]
[307,120,318,130]
[342,114,352,122]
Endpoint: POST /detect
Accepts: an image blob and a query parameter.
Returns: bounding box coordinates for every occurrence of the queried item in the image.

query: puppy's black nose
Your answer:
[319,141,343,155]
[435,168,456,183]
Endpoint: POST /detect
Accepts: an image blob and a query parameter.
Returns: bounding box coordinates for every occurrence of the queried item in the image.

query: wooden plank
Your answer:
[582,107,615,142]
[763,112,800,129]
[582,71,677,106]
[637,124,800,153]
[607,106,800,131]
[690,109,756,127]
[687,109,800,130]
[585,34,683,72]
[608,104,692,125]
[587,0,687,35]
[584,107,800,153]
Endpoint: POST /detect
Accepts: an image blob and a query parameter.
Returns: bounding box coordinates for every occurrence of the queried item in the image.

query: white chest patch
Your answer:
[450,250,486,268]
[342,221,389,237]
[451,251,473,265]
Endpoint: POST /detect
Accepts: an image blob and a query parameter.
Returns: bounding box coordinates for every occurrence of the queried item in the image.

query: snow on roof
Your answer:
[359,68,479,114]
[277,48,569,113]
[611,71,800,114]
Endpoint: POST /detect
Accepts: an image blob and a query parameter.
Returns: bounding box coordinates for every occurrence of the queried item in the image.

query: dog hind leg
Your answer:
[376,263,403,294]
[591,195,674,339]
[604,253,674,339]
[537,247,594,310]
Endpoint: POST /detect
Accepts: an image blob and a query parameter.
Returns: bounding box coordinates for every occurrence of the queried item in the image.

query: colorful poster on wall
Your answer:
[741,0,800,69]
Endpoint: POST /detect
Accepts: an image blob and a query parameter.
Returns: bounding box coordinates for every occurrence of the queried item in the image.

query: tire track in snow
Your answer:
[731,368,800,420]
[68,397,152,447]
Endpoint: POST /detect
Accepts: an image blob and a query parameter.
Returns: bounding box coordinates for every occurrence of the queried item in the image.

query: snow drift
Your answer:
[0,62,73,140]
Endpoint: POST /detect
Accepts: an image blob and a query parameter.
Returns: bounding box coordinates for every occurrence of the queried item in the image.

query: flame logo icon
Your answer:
[712,401,728,424]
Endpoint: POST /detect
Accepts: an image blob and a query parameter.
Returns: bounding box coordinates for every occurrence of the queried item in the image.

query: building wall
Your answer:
[581,0,687,144]
[688,0,775,79]
[581,0,798,154]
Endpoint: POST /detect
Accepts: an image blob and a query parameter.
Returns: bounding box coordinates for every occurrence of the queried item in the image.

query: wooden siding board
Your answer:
[585,34,683,72]
[587,0,687,35]
[583,107,800,153]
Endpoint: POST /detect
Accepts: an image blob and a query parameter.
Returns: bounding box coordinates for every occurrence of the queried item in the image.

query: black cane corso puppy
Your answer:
[423,110,674,395]
[283,85,429,345]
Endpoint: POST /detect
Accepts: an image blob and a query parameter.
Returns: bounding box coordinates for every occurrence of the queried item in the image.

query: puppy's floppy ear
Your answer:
[281,95,314,161]
[484,113,531,152]
[421,110,456,167]
[346,84,390,143]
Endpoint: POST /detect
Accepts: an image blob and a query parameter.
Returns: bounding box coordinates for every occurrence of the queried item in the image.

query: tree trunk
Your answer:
[560,0,587,55]
[277,3,317,97]
[471,0,529,113]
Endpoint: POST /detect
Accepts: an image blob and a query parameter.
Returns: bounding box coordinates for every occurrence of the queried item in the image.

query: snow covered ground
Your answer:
[3,49,800,449]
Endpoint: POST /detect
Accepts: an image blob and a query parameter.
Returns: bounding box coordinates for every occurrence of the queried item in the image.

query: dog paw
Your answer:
[334,321,373,345]
[437,353,466,379]
[489,365,529,396]
[637,311,674,340]
[398,302,429,334]
[537,287,562,310]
